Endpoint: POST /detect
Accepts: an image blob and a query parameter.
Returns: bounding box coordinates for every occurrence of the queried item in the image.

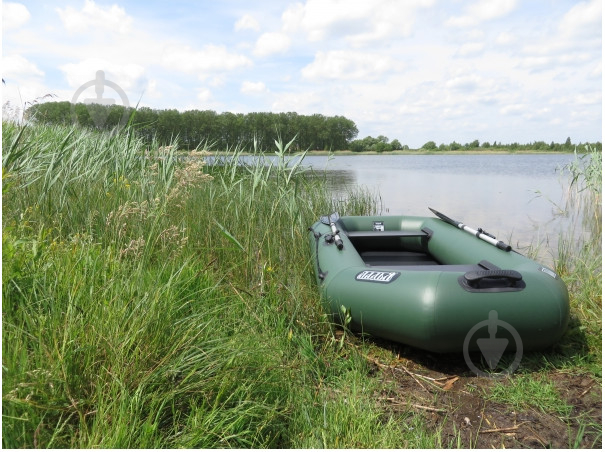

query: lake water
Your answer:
[300,153,581,262]
[208,153,582,263]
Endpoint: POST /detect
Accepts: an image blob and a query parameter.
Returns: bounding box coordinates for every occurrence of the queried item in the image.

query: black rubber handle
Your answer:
[464,269,522,284]
[496,241,512,252]
[335,237,343,250]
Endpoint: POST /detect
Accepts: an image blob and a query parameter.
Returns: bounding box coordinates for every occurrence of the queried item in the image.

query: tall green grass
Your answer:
[553,146,602,369]
[2,121,419,448]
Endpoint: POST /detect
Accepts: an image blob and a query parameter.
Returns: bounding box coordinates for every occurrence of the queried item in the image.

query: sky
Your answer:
[2,0,602,148]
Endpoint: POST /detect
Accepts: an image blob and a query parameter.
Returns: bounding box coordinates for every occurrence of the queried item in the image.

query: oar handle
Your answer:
[496,241,512,252]
[321,212,344,250]
[330,223,344,250]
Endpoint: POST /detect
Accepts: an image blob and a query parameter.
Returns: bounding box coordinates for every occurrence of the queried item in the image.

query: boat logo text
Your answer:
[355,270,400,284]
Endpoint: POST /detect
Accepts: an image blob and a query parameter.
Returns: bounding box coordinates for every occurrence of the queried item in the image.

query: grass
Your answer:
[551,146,602,374]
[2,121,601,448]
[1,120,415,448]
[485,374,572,417]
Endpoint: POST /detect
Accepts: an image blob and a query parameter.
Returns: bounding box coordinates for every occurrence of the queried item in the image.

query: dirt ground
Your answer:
[363,338,602,449]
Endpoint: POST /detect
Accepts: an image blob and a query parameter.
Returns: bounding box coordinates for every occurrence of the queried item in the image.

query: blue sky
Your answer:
[2,0,602,147]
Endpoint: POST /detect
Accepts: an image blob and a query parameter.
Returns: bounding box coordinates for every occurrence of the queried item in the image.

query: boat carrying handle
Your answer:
[459,269,525,293]
[464,269,522,284]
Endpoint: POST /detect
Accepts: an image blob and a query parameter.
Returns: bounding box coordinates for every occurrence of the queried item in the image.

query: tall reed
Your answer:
[3,121,414,448]
[554,146,602,364]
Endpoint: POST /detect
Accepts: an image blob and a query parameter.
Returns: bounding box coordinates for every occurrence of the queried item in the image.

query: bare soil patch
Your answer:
[363,338,602,448]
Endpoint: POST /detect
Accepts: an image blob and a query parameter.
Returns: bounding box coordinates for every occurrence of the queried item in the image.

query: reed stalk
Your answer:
[3,121,408,448]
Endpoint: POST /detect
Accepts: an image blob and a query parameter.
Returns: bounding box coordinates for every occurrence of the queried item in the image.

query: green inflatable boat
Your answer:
[308,209,569,353]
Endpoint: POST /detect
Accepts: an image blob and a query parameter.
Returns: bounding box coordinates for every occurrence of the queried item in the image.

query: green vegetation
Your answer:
[25,102,358,151]
[553,145,602,372]
[1,120,419,447]
[349,135,405,152]
[25,102,602,153]
[2,120,601,448]
[426,138,601,153]
[485,374,572,417]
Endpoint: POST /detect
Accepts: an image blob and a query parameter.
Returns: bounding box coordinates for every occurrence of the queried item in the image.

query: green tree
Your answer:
[422,141,437,150]
[23,101,363,151]
[390,139,402,150]
[374,141,391,153]
[449,141,461,151]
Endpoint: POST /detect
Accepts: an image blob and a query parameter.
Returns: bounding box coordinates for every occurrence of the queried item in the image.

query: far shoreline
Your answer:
[206,149,581,156]
[302,149,577,156]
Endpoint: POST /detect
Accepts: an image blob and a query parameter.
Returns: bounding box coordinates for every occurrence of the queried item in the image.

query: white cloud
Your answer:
[271,89,328,114]
[234,14,260,32]
[455,42,485,57]
[282,0,434,45]
[60,58,145,91]
[2,54,44,79]
[445,74,481,92]
[574,91,601,106]
[495,32,515,45]
[447,0,518,27]
[2,2,30,30]
[302,50,400,80]
[589,61,602,79]
[241,81,268,95]
[253,32,291,57]
[56,0,133,34]
[500,103,526,115]
[558,0,601,37]
[161,44,252,77]
[197,88,212,102]
[513,1,600,75]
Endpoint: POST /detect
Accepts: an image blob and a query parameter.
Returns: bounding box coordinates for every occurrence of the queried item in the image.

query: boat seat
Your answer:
[345,230,428,238]
[377,264,487,272]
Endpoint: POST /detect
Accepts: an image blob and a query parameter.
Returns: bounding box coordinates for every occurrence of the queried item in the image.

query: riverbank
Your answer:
[2,122,601,448]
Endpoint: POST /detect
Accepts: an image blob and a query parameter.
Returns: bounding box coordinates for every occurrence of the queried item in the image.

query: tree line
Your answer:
[25,101,600,153]
[25,102,359,151]
[417,138,601,153]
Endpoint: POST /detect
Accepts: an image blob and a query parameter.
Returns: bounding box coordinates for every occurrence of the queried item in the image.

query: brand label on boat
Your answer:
[539,267,558,279]
[355,270,400,284]
[372,221,385,232]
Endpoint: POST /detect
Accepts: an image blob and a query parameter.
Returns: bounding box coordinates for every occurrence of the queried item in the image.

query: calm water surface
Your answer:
[209,153,581,262]
[302,154,580,261]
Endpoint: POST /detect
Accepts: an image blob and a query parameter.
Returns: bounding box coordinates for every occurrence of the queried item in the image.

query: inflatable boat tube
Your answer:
[308,212,569,353]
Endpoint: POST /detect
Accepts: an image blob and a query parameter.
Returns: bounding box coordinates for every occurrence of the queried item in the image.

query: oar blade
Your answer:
[429,207,458,227]
[320,212,340,225]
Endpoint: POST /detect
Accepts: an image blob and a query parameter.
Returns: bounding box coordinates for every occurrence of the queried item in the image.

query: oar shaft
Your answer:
[461,223,495,245]
[429,207,512,252]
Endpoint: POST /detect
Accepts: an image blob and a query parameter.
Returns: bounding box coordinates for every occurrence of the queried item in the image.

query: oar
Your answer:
[429,207,512,252]
[320,212,344,250]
